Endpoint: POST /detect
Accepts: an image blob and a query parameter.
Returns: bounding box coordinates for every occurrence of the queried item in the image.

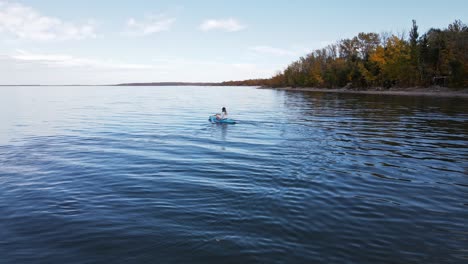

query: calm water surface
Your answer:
[0,86,467,263]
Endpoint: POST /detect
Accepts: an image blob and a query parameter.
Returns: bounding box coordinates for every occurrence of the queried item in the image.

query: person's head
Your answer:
[222,107,227,113]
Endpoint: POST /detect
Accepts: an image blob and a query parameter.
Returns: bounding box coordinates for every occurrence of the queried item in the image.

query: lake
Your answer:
[0,86,467,263]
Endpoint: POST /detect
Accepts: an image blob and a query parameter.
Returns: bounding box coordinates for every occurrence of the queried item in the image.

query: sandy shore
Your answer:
[260,87,468,98]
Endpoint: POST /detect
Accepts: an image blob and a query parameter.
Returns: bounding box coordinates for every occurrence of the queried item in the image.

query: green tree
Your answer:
[409,20,421,86]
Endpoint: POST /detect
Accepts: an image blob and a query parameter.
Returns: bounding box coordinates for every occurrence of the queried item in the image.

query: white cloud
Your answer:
[1,50,279,84]
[124,15,175,36]
[0,51,175,84]
[199,18,245,32]
[11,50,156,70]
[249,46,297,56]
[0,1,96,41]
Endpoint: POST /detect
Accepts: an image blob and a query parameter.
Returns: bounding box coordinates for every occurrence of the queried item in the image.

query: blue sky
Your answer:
[0,0,466,84]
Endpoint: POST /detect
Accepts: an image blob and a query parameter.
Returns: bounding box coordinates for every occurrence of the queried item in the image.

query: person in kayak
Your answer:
[215,107,228,120]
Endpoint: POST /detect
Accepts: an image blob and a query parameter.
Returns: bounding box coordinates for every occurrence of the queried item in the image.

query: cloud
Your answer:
[124,15,176,36]
[1,51,281,84]
[10,50,156,70]
[0,51,172,84]
[199,18,245,32]
[249,46,297,56]
[0,1,96,41]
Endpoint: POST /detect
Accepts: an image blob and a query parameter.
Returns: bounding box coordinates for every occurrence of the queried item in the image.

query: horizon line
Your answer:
[0,81,266,87]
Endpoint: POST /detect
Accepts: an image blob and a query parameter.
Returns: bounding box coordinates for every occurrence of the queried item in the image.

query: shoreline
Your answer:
[260,87,468,98]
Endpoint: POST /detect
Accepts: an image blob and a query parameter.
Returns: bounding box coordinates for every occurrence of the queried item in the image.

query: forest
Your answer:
[227,20,467,89]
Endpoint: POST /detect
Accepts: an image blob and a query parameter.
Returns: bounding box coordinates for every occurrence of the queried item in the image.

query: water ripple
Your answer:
[0,86,467,263]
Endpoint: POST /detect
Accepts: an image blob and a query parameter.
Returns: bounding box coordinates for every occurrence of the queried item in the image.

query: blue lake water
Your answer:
[0,86,467,263]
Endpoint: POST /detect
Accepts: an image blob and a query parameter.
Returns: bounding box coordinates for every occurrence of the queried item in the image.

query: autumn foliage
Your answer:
[238,20,468,89]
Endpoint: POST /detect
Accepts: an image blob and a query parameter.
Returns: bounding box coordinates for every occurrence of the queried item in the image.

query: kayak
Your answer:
[209,115,237,124]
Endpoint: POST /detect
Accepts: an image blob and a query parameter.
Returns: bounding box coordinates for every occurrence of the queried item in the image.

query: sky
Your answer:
[0,0,466,85]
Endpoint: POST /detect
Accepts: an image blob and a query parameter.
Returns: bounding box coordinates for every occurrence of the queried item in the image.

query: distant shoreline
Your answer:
[260,86,468,98]
[115,82,223,86]
[0,82,233,87]
[2,83,467,98]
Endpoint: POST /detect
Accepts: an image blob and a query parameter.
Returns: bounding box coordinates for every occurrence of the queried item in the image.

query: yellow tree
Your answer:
[369,36,411,87]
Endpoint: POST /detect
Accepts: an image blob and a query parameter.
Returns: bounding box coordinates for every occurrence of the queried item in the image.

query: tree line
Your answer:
[229,20,467,89]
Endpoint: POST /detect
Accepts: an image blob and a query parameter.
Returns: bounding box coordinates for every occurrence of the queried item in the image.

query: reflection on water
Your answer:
[0,86,467,263]
[220,124,228,143]
[209,123,229,150]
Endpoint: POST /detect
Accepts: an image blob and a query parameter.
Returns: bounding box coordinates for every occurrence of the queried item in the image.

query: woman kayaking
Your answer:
[209,107,236,124]
[215,107,228,120]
